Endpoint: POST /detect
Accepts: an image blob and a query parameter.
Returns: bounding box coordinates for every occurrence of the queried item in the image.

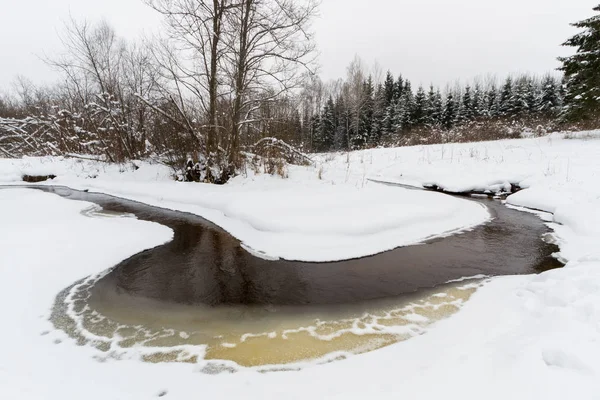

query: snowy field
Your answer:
[1,130,600,399]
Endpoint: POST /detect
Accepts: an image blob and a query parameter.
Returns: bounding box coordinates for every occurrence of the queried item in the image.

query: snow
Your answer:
[0,188,174,399]
[0,156,489,262]
[1,130,600,399]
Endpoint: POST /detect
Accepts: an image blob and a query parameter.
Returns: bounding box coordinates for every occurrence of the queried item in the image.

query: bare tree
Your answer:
[300,74,324,151]
[48,18,125,101]
[44,18,151,161]
[143,0,318,179]
[223,0,318,166]
[345,55,368,149]
[145,0,232,167]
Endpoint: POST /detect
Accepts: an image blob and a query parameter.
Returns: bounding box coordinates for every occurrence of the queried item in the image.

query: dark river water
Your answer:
[32,186,561,306]
[10,185,563,368]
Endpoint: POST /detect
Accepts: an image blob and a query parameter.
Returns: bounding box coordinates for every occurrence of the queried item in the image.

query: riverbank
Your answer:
[1,130,600,399]
[0,152,490,263]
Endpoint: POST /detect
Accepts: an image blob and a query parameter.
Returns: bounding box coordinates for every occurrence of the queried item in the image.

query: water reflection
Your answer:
[81,189,561,307]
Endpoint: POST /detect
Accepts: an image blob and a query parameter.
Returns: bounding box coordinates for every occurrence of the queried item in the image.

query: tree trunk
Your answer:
[228,0,252,167]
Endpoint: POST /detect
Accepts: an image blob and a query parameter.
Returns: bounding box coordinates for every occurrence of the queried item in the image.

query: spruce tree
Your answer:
[559,76,567,108]
[431,88,444,125]
[538,75,561,115]
[380,74,396,141]
[499,77,515,116]
[392,99,404,134]
[318,97,336,151]
[412,86,427,125]
[442,92,457,129]
[358,77,374,147]
[382,102,395,139]
[559,4,600,120]
[398,81,415,130]
[383,71,395,106]
[525,77,537,115]
[513,76,530,115]
[370,84,386,145]
[473,83,485,117]
[425,85,437,125]
[459,85,475,122]
[334,96,349,150]
[393,75,404,103]
[486,85,499,117]
[385,75,406,137]
[310,113,321,152]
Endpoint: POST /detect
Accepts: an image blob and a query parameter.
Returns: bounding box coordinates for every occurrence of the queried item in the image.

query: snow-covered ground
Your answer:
[0,152,490,262]
[1,130,600,399]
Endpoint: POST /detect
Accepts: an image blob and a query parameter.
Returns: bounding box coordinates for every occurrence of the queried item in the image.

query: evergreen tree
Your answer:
[391,99,404,134]
[538,75,561,115]
[380,73,397,140]
[393,75,404,103]
[473,83,485,117]
[383,71,395,106]
[310,113,321,151]
[430,88,444,125]
[370,84,386,145]
[382,102,395,138]
[442,92,457,129]
[459,85,475,122]
[513,76,537,115]
[412,86,427,125]
[397,81,415,130]
[382,75,406,138]
[513,77,529,115]
[499,77,515,116]
[525,77,538,114]
[486,84,499,117]
[317,97,336,151]
[559,4,600,120]
[358,76,375,147]
[425,85,437,125]
[334,95,349,150]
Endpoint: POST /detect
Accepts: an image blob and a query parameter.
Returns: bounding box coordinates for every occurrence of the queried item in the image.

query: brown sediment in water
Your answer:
[54,273,481,368]
[10,185,562,368]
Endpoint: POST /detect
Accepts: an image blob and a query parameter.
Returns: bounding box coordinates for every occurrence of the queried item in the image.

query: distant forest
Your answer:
[298,65,563,153]
[1,2,599,183]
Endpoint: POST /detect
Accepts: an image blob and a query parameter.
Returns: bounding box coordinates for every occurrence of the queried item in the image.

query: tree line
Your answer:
[1,2,600,183]
[301,63,563,153]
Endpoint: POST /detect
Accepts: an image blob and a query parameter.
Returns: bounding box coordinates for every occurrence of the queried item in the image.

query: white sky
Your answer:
[0,0,597,92]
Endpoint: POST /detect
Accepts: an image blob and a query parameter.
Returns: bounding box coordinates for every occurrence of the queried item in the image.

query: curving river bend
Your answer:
[17,186,563,369]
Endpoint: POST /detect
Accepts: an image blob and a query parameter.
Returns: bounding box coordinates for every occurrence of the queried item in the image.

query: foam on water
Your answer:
[50,269,484,371]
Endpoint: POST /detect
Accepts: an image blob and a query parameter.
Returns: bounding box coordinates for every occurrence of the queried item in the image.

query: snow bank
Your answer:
[0,156,489,262]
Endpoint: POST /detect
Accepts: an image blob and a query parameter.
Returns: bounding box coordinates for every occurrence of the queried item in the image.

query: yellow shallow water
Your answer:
[51,276,480,369]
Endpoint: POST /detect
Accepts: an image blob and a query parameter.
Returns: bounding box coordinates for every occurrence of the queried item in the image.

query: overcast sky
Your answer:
[0,0,597,92]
